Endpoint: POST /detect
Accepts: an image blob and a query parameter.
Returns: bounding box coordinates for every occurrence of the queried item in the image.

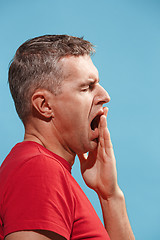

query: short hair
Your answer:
[8,35,95,122]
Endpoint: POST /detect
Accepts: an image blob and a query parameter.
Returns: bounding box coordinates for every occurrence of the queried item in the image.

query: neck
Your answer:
[24,121,76,167]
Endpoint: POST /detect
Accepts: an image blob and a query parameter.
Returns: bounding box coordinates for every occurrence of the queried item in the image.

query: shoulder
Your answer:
[1,143,74,240]
[1,141,70,180]
[1,141,73,206]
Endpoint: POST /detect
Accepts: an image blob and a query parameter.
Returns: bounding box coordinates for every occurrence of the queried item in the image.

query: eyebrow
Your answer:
[80,78,100,87]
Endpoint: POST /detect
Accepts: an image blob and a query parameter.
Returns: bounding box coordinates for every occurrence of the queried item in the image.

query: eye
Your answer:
[81,87,89,92]
[82,84,94,92]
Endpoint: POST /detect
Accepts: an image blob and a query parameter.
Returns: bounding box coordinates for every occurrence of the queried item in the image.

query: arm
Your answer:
[99,188,134,240]
[5,230,66,240]
[78,107,135,240]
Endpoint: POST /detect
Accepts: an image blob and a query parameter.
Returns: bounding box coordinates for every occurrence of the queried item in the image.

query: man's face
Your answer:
[50,55,110,155]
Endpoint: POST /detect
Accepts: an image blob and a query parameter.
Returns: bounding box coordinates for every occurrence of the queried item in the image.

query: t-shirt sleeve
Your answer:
[2,155,74,240]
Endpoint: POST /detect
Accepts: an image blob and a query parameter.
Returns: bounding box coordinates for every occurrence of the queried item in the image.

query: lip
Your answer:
[90,127,99,140]
[89,108,104,126]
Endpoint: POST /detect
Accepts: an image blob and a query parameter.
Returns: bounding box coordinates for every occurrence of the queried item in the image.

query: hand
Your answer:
[78,107,119,199]
[78,108,135,240]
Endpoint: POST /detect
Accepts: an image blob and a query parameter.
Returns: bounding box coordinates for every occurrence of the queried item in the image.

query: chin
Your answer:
[84,138,98,153]
[74,137,98,154]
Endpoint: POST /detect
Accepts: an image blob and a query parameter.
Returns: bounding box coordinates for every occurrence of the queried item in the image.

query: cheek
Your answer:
[55,96,92,127]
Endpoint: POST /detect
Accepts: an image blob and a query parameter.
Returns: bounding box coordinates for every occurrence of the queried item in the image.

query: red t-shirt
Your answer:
[0,141,110,240]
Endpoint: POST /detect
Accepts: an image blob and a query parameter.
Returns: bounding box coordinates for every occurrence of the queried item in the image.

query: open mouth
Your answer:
[90,114,101,131]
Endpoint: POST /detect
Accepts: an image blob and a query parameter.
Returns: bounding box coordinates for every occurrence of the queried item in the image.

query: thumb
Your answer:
[77,153,88,164]
[77,153,88,175]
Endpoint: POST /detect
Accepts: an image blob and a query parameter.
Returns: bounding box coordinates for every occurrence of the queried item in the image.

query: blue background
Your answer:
[0,0,160,239]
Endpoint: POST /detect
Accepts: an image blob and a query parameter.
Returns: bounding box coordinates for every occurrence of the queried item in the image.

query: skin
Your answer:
[5,55,135,240]
[23,55,110,165]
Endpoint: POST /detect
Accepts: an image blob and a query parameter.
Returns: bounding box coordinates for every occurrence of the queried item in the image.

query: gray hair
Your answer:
[8,35,95,122]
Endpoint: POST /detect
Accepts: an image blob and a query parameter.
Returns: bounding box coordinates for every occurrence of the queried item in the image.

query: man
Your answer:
[0,35,135,240]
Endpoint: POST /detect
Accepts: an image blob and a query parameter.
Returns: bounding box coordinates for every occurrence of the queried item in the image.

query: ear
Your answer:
[31,89,54,119]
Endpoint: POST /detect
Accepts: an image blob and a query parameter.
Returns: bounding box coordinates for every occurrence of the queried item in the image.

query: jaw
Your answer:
[72,128,98,154]
[89,127,99,142]
[82,126,99,153]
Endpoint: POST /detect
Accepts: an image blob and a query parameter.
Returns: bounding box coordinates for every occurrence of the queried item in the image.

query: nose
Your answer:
[94,84,110,105]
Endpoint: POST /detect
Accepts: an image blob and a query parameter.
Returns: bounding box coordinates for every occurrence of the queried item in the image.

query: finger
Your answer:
[103,126,113,148]
[103,107,108,117]
[100,114,107,129]
[99,114,106,148]
[101,113,113,150]
[98,108,107,133]
[99,114,112,149]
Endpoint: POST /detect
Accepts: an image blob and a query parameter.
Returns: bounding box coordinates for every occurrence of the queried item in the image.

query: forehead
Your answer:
[59,55,99,82]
